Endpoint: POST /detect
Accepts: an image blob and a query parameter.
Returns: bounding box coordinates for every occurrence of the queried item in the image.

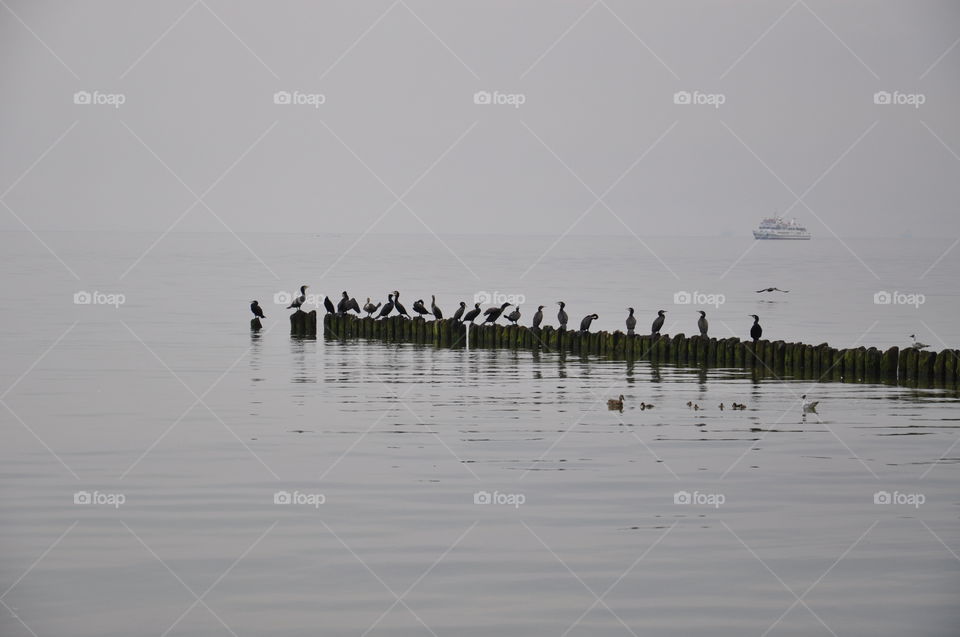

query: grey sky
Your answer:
[1,0,958,237]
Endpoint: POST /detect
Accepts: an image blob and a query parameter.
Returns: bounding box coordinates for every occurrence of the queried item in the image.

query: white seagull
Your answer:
[801,394,819,413]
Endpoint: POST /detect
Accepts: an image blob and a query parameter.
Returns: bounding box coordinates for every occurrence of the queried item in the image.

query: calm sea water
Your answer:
[2,232,958,636]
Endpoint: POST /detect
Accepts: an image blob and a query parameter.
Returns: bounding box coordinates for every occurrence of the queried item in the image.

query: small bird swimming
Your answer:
[463,303,482,323]
[697,310,708,337]
[453,301,466,322]
[579,313,598,332]
[749,314,762,343]
[640,401,654,410]
[756,287,789,293]
[413,299,431,317]
[908,334,929,350]
[250,300,265,319]
[483,302,511,324]
[718,402,724,411]
[801,394,819,413]
[651,310,666,335]
[532,305,544,329]
[557,301,568,329]
[607,394,624,410]
[506,306,522,325]
[431,295,443,320]
[626,308,636,335]
[287,285,308,310]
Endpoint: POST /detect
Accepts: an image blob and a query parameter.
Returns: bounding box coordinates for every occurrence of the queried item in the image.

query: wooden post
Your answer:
[251,317,262,331]
[881,346,898,382]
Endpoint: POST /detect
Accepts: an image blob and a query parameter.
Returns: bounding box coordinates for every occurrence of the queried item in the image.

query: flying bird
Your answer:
[756,287,789,293]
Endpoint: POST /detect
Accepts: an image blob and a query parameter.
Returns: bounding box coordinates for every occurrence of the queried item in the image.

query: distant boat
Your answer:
[753,215,811,240]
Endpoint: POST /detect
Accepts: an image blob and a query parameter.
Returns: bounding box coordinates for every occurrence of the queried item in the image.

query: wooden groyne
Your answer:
[319,313,958,389]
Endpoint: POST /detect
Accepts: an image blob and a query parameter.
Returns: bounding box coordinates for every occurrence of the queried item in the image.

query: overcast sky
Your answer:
[1,0,958,238]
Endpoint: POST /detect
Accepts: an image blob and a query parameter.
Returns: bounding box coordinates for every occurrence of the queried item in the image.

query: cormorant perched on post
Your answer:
[651,310,666,335]
[377,294,394,319]
[579,313,598,332]
[452,301,466,322]
[625,308,636,335]
[412,299,431,317]
[532,306,544,328]
[697,311,708,337]
[347,296,361,314]
[250,300,265,319]
[363,298,381,317]
[431,295,443,319]
[337,291,351,315]
[323,295,336,314]
[749,315,762,342]
[287,285,308,310]
[463,303,481,323]
[557,301,568,329]
[393,291,410,318]
[483,302,511,324]
[506,306,521,325]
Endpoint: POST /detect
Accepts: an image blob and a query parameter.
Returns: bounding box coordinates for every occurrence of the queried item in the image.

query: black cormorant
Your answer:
[347,296,361,314]
[337,291,351,314]
[452,301,466,322]
[532,305,544,328]
[463,303,481,323]
[625,308,636,335]
[250,300,265,319]
[431,295,443,319]
[323,295,336,314]
[557,301,568,329]
[483,302,511,324]
[413,299,431,317]
[377,294,395,319]
[363,298,381,317]
[506,306,521,324]
[579,313,598,332]
[697,310,708,337]
[393,291,410,318]
[651,309,666,335]
[749,314,762,342]
[287,285,308,310]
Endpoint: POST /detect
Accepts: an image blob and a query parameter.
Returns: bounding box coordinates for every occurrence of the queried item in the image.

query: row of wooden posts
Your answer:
[279,311,959,389]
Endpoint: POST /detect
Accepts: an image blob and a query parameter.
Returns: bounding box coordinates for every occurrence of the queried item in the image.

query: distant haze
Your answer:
[1,1,958,238]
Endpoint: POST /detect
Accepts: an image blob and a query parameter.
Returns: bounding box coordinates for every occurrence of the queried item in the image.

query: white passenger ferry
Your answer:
[753,215,811,240]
